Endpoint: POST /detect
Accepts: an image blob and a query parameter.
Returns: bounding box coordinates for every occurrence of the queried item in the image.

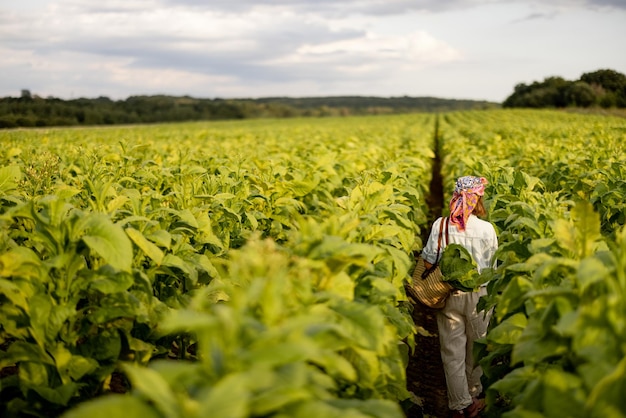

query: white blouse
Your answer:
[421,214,498,273]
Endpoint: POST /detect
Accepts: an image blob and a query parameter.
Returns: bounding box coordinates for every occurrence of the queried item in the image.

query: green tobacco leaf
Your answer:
[512,316,568,366]
[309,236,384,270]
[0,246,43,282]
[289,399,388,418]
[122,363,180,418]
[0,165,22,194]
[49,343,98,384]
[89,271,134,294]
[126,227,164,265]
[488,365,539,404]
[553,219,578,258]
[197,373,250,418]
[88,292,142,324]
[553,201,603,259]
[576,257,610,293]
[440,244,481,291]
[174,208,199,229]
[538,368,587,418]
[84,328,122,361]
[495,276,533,320]
[61,395,160,418]
[79,214,133,272]
[246,341,318,367]
[587,356,626,417]
[327,398,404,418]
[28,293,54,347]
[146,360,201,387]
[571,201,602,259]
[146,229,172,249]
[30,380,80,406]
[311,350,357,382]
[0,341,55,368]
[330,300,385,351]
[0,279,30,310]
[487,312,527,345]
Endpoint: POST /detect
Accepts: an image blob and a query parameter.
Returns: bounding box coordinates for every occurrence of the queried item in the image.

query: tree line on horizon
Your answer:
[1,68,624,129]
[0,94,497,129]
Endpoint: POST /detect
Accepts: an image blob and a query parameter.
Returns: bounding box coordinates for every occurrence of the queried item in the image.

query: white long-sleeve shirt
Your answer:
[421,215,498,273]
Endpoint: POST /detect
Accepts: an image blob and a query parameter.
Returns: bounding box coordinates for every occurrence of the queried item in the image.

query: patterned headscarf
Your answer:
[449,176,488,231]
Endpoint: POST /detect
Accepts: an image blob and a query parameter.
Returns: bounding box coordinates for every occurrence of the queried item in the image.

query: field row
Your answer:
[439,110,626,417]
[1,115,435,417]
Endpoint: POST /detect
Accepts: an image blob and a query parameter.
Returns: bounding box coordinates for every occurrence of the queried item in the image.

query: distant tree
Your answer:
[580,69,626,91]
[504,69,626,108]
[20,89,32,100]
[580,69,626,107]
[564,81,596,107]
[503,77,571,108]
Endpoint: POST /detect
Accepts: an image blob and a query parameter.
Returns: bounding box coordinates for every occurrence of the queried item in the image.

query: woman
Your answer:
[421,176,498,418]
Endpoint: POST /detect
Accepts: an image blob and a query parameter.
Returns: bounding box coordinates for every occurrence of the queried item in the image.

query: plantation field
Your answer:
[1,110,626,418]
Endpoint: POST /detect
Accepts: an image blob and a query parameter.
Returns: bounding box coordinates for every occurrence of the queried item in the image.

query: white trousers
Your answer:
[436,287,491,411]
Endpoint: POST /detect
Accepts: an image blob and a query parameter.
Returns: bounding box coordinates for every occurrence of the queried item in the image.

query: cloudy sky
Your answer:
[1,0,625,103]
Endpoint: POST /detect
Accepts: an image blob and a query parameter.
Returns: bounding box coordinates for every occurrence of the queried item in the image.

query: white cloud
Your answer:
[0,0,625,100]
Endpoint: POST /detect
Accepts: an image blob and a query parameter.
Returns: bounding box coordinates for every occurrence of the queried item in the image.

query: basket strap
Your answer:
[435,217,446,262]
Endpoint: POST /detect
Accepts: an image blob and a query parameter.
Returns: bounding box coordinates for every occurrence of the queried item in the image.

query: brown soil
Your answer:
[405,115,449,417]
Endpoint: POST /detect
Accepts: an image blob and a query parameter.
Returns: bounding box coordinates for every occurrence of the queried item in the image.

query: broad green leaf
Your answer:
[146,229,172,249]
[88,292,142,324]
[85,328,122,361]
[320,271,354,299]
[311,351,357,381]
[80,214,133,272]
[148,360,201,386]
[289,400,379,418]
[538,368,586,417]
[487,312,527,345]
[197,373,250,418]
[488,365,539,402]
[30,381,80,406]
[29,293,54,346]
[160,309,217,333]
[0,165,21,194]
[553,219,578,258]
[90,271,134,294]
[0,246,44,281]
[496,277,533,321]
[250,384,312,416]
[0,341,55,368]
[587,356,626,417]
[330,300,385,351]
[126,227,164,265]
[246,339,318,368]
[571,200,602,258]
[49,344,98,384]
[106,195,130,213]
[327,398,404,418]
[0,279,29,310]
[512,317,568,366]
[175,209,199,229]
[161,254,195,286]
[576,256,609,293]
[62,394,160,418]
[122,363,180,418]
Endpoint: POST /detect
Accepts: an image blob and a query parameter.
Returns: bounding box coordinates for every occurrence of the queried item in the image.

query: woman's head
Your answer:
[449,176,488,230]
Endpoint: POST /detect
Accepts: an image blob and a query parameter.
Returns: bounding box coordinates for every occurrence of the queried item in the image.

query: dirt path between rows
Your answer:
[405,116,449,418]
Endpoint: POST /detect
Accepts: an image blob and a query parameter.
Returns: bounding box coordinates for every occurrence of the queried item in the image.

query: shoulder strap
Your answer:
[435,217,446,262]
